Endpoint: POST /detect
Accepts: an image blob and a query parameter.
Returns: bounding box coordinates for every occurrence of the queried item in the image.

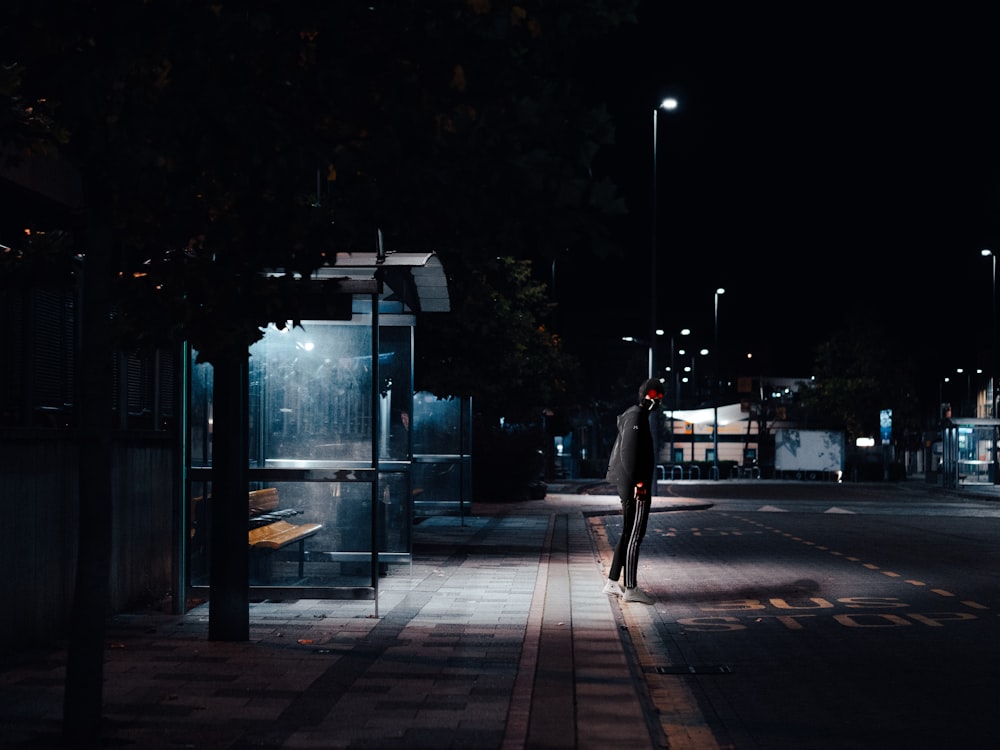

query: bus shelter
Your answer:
[939,417,1000,488]
[185,252,470,605]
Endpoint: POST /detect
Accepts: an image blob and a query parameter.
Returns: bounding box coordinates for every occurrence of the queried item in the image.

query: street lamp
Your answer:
[981,249,998,482]
[689,346,709,459]
[956,368,972,413]
[665,327,690,468]
[713,288,725,480]
[676,344,706,461]
[650,97,679,378]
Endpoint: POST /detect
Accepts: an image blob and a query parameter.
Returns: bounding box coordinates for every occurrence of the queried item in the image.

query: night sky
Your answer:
[556,3,1000,395]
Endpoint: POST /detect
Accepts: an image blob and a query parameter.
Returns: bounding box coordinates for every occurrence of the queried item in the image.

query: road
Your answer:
[597,481,1000,749]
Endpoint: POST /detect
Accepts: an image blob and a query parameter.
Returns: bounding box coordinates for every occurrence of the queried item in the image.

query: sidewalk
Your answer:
[0,490,710,750]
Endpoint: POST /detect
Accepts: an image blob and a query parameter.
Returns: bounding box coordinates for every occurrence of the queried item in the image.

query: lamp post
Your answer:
[666,327,691,469]
[982,249,998,482]
[650,97,678,378]
[956,368,972,415]
[689,347,708,459]
[712,288,725,480]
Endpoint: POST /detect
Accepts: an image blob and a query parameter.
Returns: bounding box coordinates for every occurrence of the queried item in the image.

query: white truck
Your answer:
[774,429,845,480]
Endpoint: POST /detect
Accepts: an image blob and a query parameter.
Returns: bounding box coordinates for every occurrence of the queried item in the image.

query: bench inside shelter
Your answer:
[248,488,323,579]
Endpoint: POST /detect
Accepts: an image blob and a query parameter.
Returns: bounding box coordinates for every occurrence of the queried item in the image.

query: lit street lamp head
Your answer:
[649,96,680,378]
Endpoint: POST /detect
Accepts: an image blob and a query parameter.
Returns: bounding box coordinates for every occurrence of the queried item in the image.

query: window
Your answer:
[0,285,175,431]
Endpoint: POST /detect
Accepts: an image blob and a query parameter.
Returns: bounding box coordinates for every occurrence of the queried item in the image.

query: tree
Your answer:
[7,0,633,395]
[2,1,637,742]
[800,321,922,444]
[416,256,574,415]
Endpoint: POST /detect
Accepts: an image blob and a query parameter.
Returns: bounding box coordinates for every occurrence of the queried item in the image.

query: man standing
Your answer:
[603,377,663,604]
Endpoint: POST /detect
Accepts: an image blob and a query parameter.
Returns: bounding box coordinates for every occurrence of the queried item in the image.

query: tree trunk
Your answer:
[208,350,250,641]
[63,223,113,745]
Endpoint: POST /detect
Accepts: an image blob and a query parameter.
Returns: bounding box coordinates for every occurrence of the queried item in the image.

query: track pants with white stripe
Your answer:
[608,485,650,590]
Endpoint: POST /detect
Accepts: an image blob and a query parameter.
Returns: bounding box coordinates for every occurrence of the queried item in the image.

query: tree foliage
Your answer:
[800,321,921,443]
[2,0,634,394]
[416,255,573,420]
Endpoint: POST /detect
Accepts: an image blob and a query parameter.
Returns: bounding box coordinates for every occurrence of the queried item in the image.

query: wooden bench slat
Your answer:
[246,487,322,588]
[248,508,302,528]
[249,488,280,516]
[248,520,323,550]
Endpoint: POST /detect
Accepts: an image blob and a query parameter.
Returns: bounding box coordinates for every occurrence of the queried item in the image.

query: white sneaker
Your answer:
[622,587,655,605]
[602,579,623,597]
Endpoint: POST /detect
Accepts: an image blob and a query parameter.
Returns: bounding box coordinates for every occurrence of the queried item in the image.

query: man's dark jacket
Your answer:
[606,404,655,490]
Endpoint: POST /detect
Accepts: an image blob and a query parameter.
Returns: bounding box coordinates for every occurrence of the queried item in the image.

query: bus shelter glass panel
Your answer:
[957,425,993,485]
[187,320,414,592]
[412,391,472,516]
